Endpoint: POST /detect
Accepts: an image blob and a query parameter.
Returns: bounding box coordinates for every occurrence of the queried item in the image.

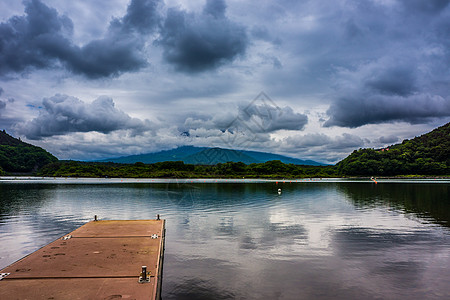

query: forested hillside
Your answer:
[337,122,449,176]
[0,130,58,173]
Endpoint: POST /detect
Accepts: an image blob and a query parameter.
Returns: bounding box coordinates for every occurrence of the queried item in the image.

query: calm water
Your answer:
[0,178,449,299]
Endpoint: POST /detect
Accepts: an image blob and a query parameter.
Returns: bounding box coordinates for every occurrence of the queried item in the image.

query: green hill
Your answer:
[337,122,450,176]
[0,130,58,174]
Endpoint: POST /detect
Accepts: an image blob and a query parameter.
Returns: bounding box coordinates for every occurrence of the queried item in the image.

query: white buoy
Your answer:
[278,188,282,195]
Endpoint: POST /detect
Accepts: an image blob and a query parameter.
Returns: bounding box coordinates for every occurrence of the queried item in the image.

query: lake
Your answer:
[0,178,449,299]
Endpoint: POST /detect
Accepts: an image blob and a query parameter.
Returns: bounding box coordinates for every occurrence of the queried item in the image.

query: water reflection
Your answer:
[0,183,54,220]
[161,182,450,299]
[337,183,450,226]
[334,227,443,256]
[0,180,449,299]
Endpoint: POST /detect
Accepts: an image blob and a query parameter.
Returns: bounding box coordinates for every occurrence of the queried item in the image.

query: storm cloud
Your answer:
[120,0,162,34]
[321,1,450,128]
[1,0,450,162]
[15,94,151,139]
[159,0,248,72]
[325,93,450,128]
[0,0,158,78]
[325,53,450,127]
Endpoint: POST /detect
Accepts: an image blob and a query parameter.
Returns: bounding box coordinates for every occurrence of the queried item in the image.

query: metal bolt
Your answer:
[142,266,147,281]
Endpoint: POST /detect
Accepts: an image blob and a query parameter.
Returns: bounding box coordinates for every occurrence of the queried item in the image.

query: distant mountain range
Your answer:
[98,146,326,166]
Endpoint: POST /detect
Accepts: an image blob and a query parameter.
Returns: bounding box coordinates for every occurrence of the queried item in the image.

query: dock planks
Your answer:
[0,219,165,300]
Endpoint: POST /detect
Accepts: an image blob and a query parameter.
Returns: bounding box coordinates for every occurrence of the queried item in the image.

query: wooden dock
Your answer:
[0,218,165,300]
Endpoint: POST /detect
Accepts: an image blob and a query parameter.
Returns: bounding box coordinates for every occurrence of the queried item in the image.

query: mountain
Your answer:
[99,146,326,166]
[184,148,259,165]
[100,146,206,164]
[0,130,58,173]
[337,122,450,176]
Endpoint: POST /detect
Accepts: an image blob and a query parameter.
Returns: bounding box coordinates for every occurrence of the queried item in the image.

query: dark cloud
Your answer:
[318,0,450,128]
[324,46,450,127]
[378,135,398,144]
[14,94,151,139]
[120,0,162,34]
[65,36,147,78]
[1,0,450,161]
[0,0,71,75]
[325,93,450,128]
[365,66,417,96]
[0,0,156,78]
[159,0,248,72]
[251,0,450,128]
[1,0,247,77]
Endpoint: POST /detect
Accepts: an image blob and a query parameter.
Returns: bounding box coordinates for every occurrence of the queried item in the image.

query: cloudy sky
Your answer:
[0,0,449,164]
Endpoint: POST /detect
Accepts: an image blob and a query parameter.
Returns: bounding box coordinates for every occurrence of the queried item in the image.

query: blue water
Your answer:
[0,178,449,299]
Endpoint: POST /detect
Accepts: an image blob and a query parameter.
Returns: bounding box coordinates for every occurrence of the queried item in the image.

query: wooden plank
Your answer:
[0,219,165,300]
[0,278,156,300]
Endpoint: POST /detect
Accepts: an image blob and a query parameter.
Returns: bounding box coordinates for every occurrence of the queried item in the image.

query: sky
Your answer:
[0,0,449,164]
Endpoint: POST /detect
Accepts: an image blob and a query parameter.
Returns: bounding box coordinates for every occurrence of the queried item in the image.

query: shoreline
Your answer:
[1,176,449,184]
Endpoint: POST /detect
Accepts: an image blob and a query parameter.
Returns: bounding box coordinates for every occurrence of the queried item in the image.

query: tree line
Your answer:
[38,160,338,178]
